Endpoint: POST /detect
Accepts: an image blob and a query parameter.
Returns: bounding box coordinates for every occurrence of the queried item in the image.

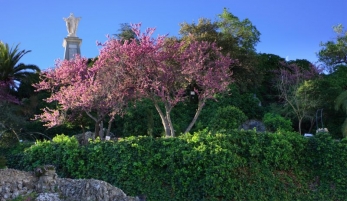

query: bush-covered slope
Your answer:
[3,131,347,200]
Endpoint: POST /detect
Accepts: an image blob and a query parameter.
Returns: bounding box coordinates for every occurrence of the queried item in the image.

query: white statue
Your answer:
[63,13,81,37]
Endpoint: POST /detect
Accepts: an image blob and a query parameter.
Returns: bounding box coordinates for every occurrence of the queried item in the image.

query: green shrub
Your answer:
[197,105,247,132]
[10,130,347,200]
[304,133,347,200]
[0,141,32,170]
[213,84,264,119]
[263,112,293,132]
[18,134,79,177]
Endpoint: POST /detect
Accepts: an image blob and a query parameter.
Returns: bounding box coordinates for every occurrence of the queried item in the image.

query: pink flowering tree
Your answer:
[180,40,234,134]
[95,24,233,137]
[35,24,233,137]
[34,55,131,137]
[275,61,322,134]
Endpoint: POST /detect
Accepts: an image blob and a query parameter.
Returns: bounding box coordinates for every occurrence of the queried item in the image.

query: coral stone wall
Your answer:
[0,168,139,201]
[0,169,38,201]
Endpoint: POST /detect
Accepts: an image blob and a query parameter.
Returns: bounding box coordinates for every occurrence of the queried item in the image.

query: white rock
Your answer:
[35,193,61,201]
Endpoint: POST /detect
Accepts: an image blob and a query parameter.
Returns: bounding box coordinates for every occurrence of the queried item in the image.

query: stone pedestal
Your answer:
[63,37,82,60]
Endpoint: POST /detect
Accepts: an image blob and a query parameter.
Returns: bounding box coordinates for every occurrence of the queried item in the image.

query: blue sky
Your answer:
[1,0,346,70]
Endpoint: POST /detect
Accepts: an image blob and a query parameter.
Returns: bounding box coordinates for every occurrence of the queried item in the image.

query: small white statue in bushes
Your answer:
[316,128,329,134]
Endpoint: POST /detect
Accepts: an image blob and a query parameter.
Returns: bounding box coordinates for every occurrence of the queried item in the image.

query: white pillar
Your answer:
[62,37,82,60]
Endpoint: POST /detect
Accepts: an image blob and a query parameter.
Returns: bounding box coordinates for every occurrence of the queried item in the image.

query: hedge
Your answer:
[4,131,347,200]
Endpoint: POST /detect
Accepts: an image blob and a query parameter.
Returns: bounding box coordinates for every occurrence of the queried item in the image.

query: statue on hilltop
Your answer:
[63,13,81,37]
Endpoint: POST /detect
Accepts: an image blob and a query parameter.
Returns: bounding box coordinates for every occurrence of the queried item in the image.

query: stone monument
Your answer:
[62,13,82,60]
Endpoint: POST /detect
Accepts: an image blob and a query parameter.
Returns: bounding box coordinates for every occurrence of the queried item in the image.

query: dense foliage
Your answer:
[1,10,347,139]
[3,131,347,200]
[318,24,347,72]
[196,105,247,132]
[262,113,293,132]
[1,11,347,201]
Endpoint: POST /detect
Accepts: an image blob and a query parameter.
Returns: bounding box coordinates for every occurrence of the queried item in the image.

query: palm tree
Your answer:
[335,90,347,137]
[0,41,40,90]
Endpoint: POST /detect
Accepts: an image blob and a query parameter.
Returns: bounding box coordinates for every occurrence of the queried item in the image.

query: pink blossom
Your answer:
[34,24,234,137]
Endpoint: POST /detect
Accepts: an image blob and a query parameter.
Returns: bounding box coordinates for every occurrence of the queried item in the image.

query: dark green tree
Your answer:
[218,8,260,52]
[317,24,347,72]
[255,53,286,105]
[114,23,137,42]
[179,8,261,91]
[316,25,347,136]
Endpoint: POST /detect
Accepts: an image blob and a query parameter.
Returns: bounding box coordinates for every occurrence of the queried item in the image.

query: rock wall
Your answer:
[0,169,38,200]
[57,178,138,201]
[0,168,140,201]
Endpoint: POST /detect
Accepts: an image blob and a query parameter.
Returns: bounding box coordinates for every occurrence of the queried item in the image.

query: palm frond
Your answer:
[0,42,39,85]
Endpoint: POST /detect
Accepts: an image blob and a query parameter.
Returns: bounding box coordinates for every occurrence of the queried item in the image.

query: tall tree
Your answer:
[179,8,261,91]
[318,24,347,72]
[96,24,233,137]
[218,8,260,52]
[316,24,347,136]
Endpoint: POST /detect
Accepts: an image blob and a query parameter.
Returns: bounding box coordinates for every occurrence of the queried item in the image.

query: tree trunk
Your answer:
[85,111,103,139]
[166,112,175,137]
[298,117,303,135]
[184,100,205,134]
[94,121,100,139]
[154,101,172,137]
[99,121,104,139]
[165,103,175,137]
[10,128,20,142]
[106,115,115,136]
